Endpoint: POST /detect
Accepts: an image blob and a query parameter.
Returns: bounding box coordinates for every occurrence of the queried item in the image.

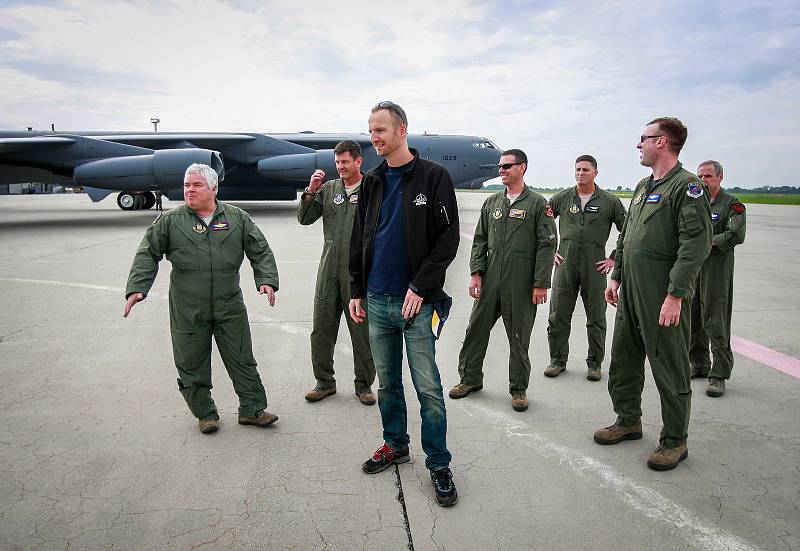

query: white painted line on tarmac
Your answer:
[0,277,163,298]
[458,401,759,551]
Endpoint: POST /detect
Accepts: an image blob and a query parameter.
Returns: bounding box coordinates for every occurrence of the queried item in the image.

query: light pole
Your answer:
[150,117,160,132]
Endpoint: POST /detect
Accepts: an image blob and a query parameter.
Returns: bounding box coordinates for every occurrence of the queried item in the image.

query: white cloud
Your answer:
[1,0,798,188]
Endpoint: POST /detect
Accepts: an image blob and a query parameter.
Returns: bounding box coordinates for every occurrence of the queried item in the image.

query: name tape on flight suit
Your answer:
[646,193,661,204]
[211,221,229,231]
[585,205,600,213]
[509,209,526,219]
[349,194,358,204]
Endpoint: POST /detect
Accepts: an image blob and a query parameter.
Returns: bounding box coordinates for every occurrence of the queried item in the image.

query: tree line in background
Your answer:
[483,184,799,194]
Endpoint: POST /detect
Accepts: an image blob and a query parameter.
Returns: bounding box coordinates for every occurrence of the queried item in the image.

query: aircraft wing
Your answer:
[0,133,223,190]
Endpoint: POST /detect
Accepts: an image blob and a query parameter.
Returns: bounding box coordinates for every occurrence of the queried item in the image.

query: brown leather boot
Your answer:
[593,420,643,445]
[356,389,376,406]
[448,383,483,399]
[238,411,279,427]
[706,378,725,397]
[511,392,528,412]
[647,442,688,471]
[304,385,336,402]
[544,364,566,377]
[198,418,219,434]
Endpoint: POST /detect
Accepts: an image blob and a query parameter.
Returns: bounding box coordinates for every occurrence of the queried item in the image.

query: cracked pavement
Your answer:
[0,194,797,550]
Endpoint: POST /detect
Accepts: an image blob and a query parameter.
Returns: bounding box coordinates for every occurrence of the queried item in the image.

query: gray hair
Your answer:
[698,160,723,178]
[184,163,219,190]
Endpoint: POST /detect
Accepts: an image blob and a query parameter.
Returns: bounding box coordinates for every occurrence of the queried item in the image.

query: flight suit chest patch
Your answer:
[192,223,207,234]
[634,191,645,205]
[333,193,345,205]
[492,207,503,219]
[569,204,580,214]
[349,194,358,204]
[646,193,661,204]
[585,205,600,213]
[210,221,229,231]
[509,208,526,219]
[711,212,721,221]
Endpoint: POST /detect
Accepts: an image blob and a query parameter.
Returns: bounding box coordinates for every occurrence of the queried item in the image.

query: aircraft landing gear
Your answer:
[117,191,156,211]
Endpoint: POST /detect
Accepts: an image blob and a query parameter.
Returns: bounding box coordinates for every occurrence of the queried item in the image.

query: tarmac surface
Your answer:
[0,192,798,551]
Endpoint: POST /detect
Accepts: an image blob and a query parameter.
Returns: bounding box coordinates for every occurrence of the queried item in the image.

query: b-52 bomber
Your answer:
[0,130,502,210]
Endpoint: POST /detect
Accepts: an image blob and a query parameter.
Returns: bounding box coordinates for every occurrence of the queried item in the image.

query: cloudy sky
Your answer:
[1,0,798,189]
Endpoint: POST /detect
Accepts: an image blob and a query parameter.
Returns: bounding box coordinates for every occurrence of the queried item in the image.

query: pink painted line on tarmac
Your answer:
[730,336,800,380]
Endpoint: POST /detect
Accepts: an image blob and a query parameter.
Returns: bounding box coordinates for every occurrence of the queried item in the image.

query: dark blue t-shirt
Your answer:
[368,161,412,296]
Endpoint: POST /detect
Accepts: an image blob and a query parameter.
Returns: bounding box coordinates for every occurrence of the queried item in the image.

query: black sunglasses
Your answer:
[639,134,663,143]
[497,162,522,170]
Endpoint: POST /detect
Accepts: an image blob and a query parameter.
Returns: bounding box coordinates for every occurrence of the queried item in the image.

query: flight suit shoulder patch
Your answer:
[544,205,554,217]
[686,182,704,198]
[730,202,745,214]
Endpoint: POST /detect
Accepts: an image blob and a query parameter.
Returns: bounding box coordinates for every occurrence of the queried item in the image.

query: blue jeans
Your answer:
[367,292,451,471]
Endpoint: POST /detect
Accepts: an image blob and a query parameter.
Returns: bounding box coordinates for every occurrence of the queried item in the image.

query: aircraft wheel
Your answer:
[142,191,156,210]
[117,192,136,210]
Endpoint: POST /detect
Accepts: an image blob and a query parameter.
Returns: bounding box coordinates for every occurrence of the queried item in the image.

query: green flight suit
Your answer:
[457,187,557,393]
[547,186,627,370]
[689,190,746,380]
[297,179,375,393]
[126,202,279,420]
[607,163,711,448]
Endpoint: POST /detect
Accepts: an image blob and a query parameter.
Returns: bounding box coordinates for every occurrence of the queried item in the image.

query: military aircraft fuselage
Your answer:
[0,130,502,208]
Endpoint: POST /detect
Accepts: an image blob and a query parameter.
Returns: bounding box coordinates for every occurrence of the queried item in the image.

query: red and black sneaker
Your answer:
[362,442,410,474]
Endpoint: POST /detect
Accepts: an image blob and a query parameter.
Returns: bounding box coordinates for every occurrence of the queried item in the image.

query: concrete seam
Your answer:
[394,464,414,551]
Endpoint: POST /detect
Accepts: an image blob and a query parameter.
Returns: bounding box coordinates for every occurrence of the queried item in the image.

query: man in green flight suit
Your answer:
[298,140,376,405]
[124,163,280,434]
[690,160,746,398]
[449,149,557,412]
[594,118,711,471]
[544,155,626,382]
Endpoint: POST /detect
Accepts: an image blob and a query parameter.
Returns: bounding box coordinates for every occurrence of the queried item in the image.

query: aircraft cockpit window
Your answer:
[473,140,496,149]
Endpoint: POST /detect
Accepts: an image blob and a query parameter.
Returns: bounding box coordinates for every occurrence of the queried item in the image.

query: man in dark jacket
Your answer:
[349,101,460,507]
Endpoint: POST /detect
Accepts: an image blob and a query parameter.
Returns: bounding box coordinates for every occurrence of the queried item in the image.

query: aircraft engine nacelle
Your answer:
[73,149,224,191]
[256,150,335,181]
